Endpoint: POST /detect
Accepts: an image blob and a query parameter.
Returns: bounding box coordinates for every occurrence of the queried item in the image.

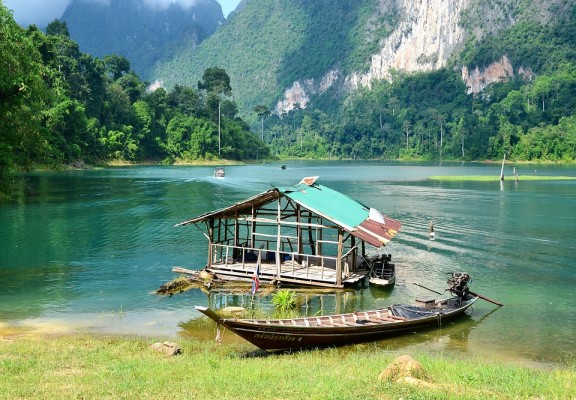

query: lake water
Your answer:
[1,161,575,367]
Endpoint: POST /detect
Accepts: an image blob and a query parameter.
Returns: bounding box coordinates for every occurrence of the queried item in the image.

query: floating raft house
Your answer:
[175,177,401,288]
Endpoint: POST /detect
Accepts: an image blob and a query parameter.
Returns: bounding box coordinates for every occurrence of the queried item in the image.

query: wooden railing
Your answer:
[209,242,353,280]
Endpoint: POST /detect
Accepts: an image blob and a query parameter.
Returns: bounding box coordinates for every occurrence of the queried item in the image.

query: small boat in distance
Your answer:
[196,273,482,352]
[214,168,225,178]
[368,254,395,287]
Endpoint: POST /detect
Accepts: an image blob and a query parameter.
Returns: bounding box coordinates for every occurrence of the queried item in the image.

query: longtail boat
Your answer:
[196,273,484,352]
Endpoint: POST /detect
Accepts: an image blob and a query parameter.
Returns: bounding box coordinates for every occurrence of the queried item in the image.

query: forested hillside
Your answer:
[267,10,576,161]
[61,0,225,80]
[153,0,392,114]
[153,0,576,162]
[2,0,576,196]
[0,4,266,190]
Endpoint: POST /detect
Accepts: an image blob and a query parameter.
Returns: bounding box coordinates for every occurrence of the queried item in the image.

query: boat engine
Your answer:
[447,272,471,298]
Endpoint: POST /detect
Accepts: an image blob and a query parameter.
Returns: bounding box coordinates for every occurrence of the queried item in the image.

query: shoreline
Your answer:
[18,157,576,173]
[102,158,576,167]
[1,316,571,371]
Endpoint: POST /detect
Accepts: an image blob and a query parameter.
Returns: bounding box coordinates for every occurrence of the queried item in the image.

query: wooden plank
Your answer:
[274,276,344,288]
[325,316,350,327]
[172,267,200,275]
[366,317,398,323]
[387,315,407,321]
[205,260,368,287]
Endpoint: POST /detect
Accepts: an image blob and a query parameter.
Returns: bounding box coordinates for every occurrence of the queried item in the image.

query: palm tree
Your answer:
[253,105,271,142]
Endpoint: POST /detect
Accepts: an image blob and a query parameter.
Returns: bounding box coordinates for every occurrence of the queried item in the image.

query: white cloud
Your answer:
[4,0,240,27]
[142,0,198,10]
[4,0,72,26]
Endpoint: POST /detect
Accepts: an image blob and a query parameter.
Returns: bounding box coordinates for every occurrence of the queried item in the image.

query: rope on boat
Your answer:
[215,323,223,343]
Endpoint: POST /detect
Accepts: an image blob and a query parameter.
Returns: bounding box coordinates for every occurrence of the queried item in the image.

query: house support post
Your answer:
[336,228,343,286]
[207,218,214,267]
[351,236,356,270]
[276,196,282,276]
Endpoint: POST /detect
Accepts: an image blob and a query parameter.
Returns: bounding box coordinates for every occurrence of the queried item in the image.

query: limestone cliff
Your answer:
[277,0,470,113]
[275,0,558,112]
[348,0,469,88]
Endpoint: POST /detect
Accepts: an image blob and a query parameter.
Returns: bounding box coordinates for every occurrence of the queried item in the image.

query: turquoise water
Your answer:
[1,161,575,366]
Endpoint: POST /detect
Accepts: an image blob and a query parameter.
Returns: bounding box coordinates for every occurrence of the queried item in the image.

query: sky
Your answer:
[4,0,241,26]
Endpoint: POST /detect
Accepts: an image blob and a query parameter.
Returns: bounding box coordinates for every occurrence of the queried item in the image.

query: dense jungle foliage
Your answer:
[0,4,267,180]
[2,0,576,189]
[263,7,576,161]
[266,61,576,161]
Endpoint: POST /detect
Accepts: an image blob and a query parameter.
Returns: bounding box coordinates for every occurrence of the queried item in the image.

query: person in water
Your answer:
[429,221,435,240]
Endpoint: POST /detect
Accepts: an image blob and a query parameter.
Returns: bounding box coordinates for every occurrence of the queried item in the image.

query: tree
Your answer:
[116,72,145,103]
[198,67,233,157]
[0,5,50,172]
[44,99,89,162]
[104,55,131,80]
[253,105,271,141]
[431,111,446,161]
[141,87,168,159]
[167,85,200,116]
[45,20,70,37]
[197,67,232,96]
[402,121,411,151]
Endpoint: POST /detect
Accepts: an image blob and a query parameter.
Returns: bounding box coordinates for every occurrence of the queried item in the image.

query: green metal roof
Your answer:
[279,183,369,231]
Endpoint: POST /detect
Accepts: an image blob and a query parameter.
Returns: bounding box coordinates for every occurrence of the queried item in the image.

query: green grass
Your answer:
[429,175,576,181]
[1,334,574,399]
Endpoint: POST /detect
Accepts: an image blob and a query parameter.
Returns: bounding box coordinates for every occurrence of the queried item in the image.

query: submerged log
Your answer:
[156,270,267,295]
[156,268,221,294]
[155,275,198,294]
[156,265,360,296]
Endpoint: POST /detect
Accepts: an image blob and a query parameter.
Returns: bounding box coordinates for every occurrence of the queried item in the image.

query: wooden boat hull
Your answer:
[368,256,395,287]
[369,274,395,287]
[195,295,478,352]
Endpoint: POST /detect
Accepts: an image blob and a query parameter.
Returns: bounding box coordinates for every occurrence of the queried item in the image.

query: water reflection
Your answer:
[199,288,369,317]
[369,285,395,300]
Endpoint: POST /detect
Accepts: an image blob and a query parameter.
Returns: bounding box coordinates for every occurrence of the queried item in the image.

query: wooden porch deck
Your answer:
[206,259,369,288]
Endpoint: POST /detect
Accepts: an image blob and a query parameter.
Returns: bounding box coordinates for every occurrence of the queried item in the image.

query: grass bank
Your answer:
[1,334,574,399]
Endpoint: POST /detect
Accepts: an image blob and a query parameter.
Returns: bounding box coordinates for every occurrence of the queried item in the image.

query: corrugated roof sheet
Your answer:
[280,183,368,231]
[280,182,400,246]
[174,189,280,227]
[175,179,401,247]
